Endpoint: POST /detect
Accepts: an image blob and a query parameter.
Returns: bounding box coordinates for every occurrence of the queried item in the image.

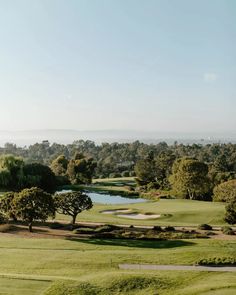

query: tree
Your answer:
[0,155,24,190]
[66,154,96,184]
[134,152,157,186]
[169,158,210,200]
[224,201,236,225]
[0,192,17,221]
[50,155,68,177]
[54,191,93,224]
[13,187,55,232]
[155,151,176,188]
[0,212,7,224]
[213,179,236,203]
[22,163,56,192]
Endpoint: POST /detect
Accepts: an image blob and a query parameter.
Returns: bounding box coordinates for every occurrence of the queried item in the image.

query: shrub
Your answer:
[196,257,236,266]
[49,222,64,229]
[121,231,143,239]
[109,173,121,178]
[153,226,163,232]
[160,194,174,199]
[94,224,119,233]
[164,226,175,232]
[121,171,130,177]
[0,224,13,233]
[147,182,160,190]
[221,226,235,235]
[73,227,95,234]
[205,231,216,236]
[198,224,212,230]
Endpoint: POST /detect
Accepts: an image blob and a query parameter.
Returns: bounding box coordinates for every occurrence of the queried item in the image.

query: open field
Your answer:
[0,234,236,294]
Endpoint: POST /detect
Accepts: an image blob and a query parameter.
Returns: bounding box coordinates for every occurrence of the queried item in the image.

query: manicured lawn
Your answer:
[0,235,236,294]
[0,178,233,294]
[57,198,226,226]
[0,277,50,295]
[60,177,226,226]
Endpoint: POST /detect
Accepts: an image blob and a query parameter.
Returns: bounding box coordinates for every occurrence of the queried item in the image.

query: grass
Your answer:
[93,177,136,184]
[58,177,226,226]
[0,177,234,294]
[57,198,226,226]
[0,277,50,295]
[61,177,137,196]
[0,235,235,294]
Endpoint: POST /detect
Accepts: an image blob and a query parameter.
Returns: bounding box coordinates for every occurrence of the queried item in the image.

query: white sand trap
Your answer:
[117,213,161,220]
[101,209,132,214]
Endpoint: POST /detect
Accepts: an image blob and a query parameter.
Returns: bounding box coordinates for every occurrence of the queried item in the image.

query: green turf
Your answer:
[0,236,235,294]
[59,177,226,226]
[0,178,234,294]
[0,277,50,295]
[57,198,226,226]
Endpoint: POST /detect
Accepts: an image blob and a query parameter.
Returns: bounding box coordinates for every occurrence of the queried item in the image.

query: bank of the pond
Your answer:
[56,188,147,205]
[60,183,139,197]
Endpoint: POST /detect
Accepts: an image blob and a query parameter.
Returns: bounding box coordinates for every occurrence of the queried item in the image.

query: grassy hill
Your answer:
[0,236,236,294]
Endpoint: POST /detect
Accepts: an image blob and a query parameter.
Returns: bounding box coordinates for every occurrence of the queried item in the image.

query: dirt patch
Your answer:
[0,224,78,239]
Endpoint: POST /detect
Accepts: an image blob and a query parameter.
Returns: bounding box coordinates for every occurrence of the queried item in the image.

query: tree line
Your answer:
[1,140,236,180]
[0,153,96,192]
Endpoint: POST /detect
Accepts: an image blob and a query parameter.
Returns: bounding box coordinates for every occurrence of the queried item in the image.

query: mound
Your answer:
[43,281,98,295]
[103,275,171,294]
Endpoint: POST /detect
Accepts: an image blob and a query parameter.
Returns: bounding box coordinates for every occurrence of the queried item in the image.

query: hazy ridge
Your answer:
[0,129,235,146]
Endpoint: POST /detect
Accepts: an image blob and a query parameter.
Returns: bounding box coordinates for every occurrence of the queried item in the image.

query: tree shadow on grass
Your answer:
[65,237,195,249]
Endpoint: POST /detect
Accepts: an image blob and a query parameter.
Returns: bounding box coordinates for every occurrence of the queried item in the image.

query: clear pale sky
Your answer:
[0,0,235,133]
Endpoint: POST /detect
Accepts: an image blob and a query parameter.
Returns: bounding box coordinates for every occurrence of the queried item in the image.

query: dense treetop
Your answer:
[1,140,236,180]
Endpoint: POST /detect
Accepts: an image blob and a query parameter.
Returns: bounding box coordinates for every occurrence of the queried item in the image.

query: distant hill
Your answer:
[0,129,235,146]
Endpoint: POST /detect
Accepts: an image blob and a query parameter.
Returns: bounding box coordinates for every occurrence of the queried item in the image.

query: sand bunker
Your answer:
[100,209,161,219]
[101,209,132,214]
[117,213,161,220]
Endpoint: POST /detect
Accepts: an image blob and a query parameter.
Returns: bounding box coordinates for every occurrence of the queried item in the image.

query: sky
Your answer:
[0,0,235,134]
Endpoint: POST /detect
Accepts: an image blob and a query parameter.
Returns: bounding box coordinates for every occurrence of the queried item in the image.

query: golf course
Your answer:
[0,177,236,295]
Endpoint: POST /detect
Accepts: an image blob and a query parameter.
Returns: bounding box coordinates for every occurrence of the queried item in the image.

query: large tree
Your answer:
[224,201,236,225]
[0,155,24,190]
[13,187,55,232]
[22,163,56,192]
[54,191,93,224]
[67,153,96,184]
[50,155,69,177]
[169,158,210,200]
[134,152,158,186]
[0,192,17,221]
[213,179,236,203]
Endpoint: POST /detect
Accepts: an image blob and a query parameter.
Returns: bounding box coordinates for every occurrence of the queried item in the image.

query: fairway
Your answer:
[0,235,236,294]
[57,198,226,226]
[0,277,50,295]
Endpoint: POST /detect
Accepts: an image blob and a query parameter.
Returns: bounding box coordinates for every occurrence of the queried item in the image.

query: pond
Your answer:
[56,190,146,205]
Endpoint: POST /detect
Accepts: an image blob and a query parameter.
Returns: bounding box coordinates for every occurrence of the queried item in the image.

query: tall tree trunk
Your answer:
[29,221,33,232]
[72,215,77,225]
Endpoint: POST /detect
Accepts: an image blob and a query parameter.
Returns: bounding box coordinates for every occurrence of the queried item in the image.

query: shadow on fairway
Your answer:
[66,237,195,249]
